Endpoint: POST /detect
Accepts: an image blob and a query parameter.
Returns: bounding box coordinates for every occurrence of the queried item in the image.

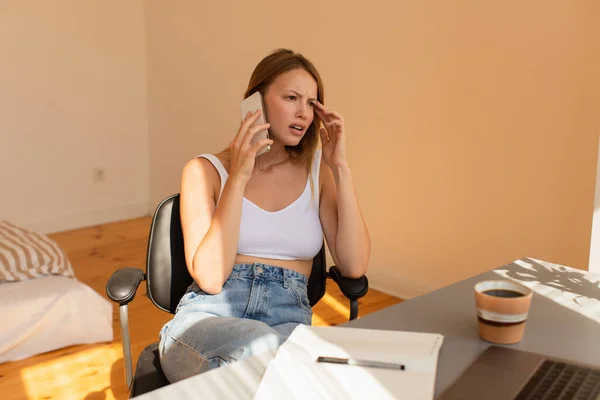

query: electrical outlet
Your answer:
[93,168,105,183]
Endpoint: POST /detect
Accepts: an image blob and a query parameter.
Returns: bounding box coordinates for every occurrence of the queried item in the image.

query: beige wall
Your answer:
[155,1,596,296]
[3,1,596,296]
[0,0,150,233]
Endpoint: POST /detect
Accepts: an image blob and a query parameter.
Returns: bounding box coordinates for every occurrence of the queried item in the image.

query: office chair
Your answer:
[106,193,369,397]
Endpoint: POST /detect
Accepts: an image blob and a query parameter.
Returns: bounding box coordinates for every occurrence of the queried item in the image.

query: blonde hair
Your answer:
[243,48,325,199]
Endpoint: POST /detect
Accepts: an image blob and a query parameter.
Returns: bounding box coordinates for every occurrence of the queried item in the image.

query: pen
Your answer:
[316,356,406,371]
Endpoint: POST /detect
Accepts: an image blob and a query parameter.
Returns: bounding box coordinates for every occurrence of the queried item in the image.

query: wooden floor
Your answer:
[0,217,402,400]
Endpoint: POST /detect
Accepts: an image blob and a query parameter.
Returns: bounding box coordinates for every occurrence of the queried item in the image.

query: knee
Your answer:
[158,317,284,382]
[226,326,283,360]
[196,318,283,363]
[159,333,224,383]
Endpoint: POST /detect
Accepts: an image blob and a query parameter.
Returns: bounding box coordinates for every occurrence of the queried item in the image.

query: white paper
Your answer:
[253,325,444,400]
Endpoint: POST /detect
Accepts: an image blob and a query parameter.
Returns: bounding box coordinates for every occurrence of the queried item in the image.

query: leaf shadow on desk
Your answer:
[502,258,600,305]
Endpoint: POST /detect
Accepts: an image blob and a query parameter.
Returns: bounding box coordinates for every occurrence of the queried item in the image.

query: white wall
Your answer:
[589,138,600,274]
[0,0,150,234]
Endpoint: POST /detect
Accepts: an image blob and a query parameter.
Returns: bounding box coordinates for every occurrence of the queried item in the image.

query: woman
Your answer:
[158,48,370,383]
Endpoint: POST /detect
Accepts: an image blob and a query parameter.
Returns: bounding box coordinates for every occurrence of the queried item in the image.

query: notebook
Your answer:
[253,325,444,400]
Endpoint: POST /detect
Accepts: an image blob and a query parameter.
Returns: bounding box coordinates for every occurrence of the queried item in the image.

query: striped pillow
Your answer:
[0,221,75,282]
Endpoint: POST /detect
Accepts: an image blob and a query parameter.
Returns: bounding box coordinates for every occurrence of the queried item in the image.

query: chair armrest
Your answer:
[106,267,146,305]
[328,266,369,299]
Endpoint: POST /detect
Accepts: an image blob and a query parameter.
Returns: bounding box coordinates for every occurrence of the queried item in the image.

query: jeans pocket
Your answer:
[176,286,208,310]
[290,283,313,317]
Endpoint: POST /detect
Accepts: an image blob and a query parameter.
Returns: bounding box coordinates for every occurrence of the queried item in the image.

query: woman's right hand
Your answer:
[228,110,273,184]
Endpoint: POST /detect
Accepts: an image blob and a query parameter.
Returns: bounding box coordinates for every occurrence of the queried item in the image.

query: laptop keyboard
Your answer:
[515,359,600,400]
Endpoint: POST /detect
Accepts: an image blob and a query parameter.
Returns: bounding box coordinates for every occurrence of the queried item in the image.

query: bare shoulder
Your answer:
[181,156,220,201]
[182,157,217,180]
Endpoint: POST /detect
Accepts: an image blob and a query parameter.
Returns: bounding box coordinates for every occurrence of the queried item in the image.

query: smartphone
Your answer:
[240,91,270,157]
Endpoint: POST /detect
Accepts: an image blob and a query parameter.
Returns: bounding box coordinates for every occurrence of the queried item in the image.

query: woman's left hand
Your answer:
[315,101,348,169]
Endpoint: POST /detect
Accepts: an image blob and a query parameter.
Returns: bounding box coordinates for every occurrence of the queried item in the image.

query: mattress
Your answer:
[0,275,113,363]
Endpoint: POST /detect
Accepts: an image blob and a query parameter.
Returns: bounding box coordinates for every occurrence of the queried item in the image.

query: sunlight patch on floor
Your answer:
[319,292,349,314]
[20,343,122,400]
[312,292,350,326]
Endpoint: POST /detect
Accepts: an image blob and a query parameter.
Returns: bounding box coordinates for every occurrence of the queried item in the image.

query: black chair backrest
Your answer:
[146,194,327,314]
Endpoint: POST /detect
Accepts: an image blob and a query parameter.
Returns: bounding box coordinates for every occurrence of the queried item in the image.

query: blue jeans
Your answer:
[158,263,313,383]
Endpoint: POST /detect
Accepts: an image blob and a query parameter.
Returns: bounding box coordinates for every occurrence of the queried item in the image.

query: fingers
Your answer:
[331,111,344,121]
[249,138,273,157]
[323,120,343,136]
[314,107,330,122]
[314,101,340,116]
[231,112,254,147]
[319,127,329,144]
[242,123,270,148]
[320,119,344,147]
[315,102,344,124]
[316,101,344,134]
[320,109,343,121]
[232,110,264,147]
[314,100,326,111]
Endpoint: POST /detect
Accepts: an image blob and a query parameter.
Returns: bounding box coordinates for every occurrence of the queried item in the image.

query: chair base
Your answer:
[129,343,170,398]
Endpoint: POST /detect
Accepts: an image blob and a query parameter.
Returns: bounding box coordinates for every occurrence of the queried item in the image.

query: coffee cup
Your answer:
[474,280,533,344]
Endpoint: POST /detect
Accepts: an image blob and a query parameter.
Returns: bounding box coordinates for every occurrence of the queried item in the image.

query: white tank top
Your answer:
[197,150,324,261]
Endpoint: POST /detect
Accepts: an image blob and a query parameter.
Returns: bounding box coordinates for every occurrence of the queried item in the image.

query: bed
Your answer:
[0,221,113,363]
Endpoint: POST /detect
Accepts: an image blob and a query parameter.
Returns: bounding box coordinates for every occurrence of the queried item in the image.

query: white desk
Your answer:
[134,258,600,399]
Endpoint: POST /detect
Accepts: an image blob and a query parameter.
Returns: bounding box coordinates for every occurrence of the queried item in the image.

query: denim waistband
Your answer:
[230,263,308,287]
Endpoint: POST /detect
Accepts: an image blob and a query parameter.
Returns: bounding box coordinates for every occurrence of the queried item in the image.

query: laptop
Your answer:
[437,346,600,400]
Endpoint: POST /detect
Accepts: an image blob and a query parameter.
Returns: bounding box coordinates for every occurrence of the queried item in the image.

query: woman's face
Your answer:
[263,68,318,147]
